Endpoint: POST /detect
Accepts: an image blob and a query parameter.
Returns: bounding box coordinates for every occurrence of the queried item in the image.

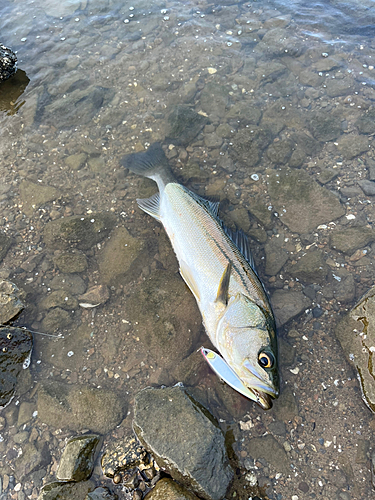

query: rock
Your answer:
[200,82,229,118]
[37,480,95,500]
[266,139,293,164]
[318,168,338,184]
[256,28,301,57]
[272,386,299,422]
[325,78,354,98]
[0,232,13,263]
[248,434,289,474]
[278,338,296,366]
[247,196,272,228]
[358,179,375,196]
[366,158,375,181]
[271,289,311,327]
[268,169,345,233]
[97,227,144,285]
[78,285,110,307]
[334,286,375,412]
[286,249,328,283]
[65,152,88,171]
[333,274,356,303]
[39,290,78,311]
[15,441,51,482]
[126,271,201,368]
[50,274,87,295]
[228,207,250,232]
[133,386,233,500]
[41,307,73,332]
[356,109,375,134]
[268,420,286,437]
[101,435,152,478]
[0,327,33,407]
[37,380,125,433]
[0,44,17,81]
[144,478,200,500]
[17,401,36,426]
[264,237,289,276]
[308,112,342,141]
[53,251,88,273]
[204,132,223,149]
[44,212,116,250]
[88,157,105,173]
[166,105,207,145]
[57,434,101,481]
[298,69,321,87]
[0,280,24,323]
[86,487,117,500]
[19,181,59,216]
[337,134,371,160]
[231,126,274,168]
[226,102,262,125]
[329,226,375,254]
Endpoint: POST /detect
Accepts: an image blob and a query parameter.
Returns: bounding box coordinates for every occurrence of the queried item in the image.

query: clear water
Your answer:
[1,0,375,499]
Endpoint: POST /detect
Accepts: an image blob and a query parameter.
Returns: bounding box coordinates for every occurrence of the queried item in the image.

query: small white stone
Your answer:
[207,67,217,74]
[290,367,299,374]
[67,351,74,357]
[14,484,22,492]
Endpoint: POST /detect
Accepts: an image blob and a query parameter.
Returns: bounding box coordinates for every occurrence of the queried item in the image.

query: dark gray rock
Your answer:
[101,435,151,478]
[0,44,17,81]
[329,226,375,254]
[266,139,292,164]
[264,238,289,276]
[337,134,371,160]
[43,212,116,250]
[231,126,274,168]
[15,441,51,482]
[325,78,355,98]
[41,307,73,332]
[333,274,356,303]
[166,105,207,146]
[200,82,229,118]
[366,158,375,181]
[50,274,87,295]
[53,251,88,273]
[37,380,125,434]
[271,289,311,327]
[0,233,12,263]
[308,112,342,142]
[256,28,301,57]
[39,290,78,311]
[356,109,375,135]
[248,434,289,474]
[271,386,299,422]
[267,169,345,233]
[286,249,329,283]
[0,327,33,407]
[57,434,101,481]
[78,285,110,307]
[37,480,95,500]
[358,179,375,196]
[133,386,233,500]
[86,487,118,500]
[144,478,200,500]
[0,280,24,324]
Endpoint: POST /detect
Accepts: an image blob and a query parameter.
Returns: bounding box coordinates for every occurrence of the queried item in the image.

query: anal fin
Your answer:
[137,193,160,221]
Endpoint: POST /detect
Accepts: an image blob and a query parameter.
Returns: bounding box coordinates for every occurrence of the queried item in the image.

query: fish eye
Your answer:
[258,351,274,369]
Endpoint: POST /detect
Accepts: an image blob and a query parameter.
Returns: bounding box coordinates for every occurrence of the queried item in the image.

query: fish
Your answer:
[122,143,279,409]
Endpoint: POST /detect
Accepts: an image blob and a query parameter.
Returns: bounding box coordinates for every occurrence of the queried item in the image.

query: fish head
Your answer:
[216,293,279,410]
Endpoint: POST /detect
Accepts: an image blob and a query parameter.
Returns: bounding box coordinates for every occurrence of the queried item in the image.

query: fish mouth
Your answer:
[242,360,279,410]
[250,389,274,410]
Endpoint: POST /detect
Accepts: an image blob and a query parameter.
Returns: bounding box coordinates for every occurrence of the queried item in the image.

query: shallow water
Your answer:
[1,0,375,498]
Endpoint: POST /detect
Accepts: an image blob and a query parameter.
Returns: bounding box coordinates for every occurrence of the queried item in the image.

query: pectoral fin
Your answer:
[215,261,232,305]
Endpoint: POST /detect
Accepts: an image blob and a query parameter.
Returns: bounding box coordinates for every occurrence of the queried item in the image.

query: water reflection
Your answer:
[0,69,30,115]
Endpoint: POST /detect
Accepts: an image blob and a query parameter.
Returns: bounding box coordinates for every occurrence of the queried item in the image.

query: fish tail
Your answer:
[121,142,175,190]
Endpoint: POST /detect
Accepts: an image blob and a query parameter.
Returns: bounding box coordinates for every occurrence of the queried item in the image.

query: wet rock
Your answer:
[0,327,33,407]
[166,105,207,145]
[41,307,73,332]
[39,290,78,311]
[366,158,375,180]
[333,274,356,303]
[266,139,293,165]
[318,168,338,184]
[200,82,229,118]
[0,233,13,263]
[268,420,286,437]
[271,289,311,327]
[264,237,289,276]
[226,102,262,125]
[204,132,223,149]
[288,132,321,168]
[256,28,301,57]
[325,78,354,98]
[133,386,233,500]
[50,274,87,295]
[0,280,24,323]
[17,401,36,426]
[308,111,342,141]
[57,434,101,481]
[286,249,328,283]
[248,434,289,474]
[329,226,375,254]
[101,435,152,478]
[279,338,296,366]
[247,196,272,228]
[65,152,88,171]
[78,285,110,307]
[228,207,250,232]
[37,380,125,433]
[231,126,274,168]
[358,179,375,196]
[44,212,116,250]
[86,487,117,500]
[37,480,95,500]
[88,157,105,174]
[15,441,51,482]
[19,181,59,216]
[356,109,375,134]
[298,69,321,87]
[97,227,144,285]
[337,134,371,160]
[0,44,17,81]
[144,478,200,500]
[268,169,345,233]
[53,250,88,273]
[126,270,201,368]
[272,386,299,422]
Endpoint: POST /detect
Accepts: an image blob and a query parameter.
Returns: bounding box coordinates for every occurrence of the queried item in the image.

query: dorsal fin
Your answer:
[185,189,220,217]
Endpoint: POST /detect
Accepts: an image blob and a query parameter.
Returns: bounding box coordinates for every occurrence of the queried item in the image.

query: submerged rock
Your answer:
[53,250,88,273]
[0,279,24,324]
[86,487,118,500]
[0,44,17,81]
[267,169,345,233]
[133,386,233,500]
[19,180,59,216]
[0,232,13,263]
[166,105,207,145]
[248,434,289,475]
[15,441,51,482]
[335,286,375,412]
[37,480,95,500]
[308,111,342,141]
[329,226,375,254]
[57,434,102,481]
[286,248,328,283]
[0,327,33,407]
[264,237,289,276]
[271,289,311,327]
[336,134,371,160]
[144,478,200,500]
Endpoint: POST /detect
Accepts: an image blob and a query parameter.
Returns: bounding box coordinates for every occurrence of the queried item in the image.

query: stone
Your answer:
[358,180,375,196]
[88,157,105,173]
[43,212,116,250]
[65,153,88,171]
[268,169,345,233]
[266,139,293,164]
[247,434,289,474]
[333,274,356,303]
[144,478,200,500]
[337,134,371,160]
[0,280,24,323]
[356,109,375,134]
[271,386,299,422]
[19,181,59,216]
[226,102,262,125]
[0,327,33,407]
[17,401,36,426]
[37,480,95,500]
[247,196,272,228]
[97,227,144,285]
[200,82,229,118]
[366,158,375,181]
[264,237,289,276]
[101,435,151,478]
[86,487,117,500]
[57,434,101,481]
[133,386,233,500]
[329,226,375,254]
[278,338,296,366]
[271,289,311,327]
[0,44,17,81]
[231,126,274,168]
[325,78,354,98]
[15,441,50,482]
[53,251,88,273]
[37,380,125,433]
[50,274,87,295]
[308,112,342,141]
[166,105,207,145]
[334,286,375,412]
[39,290,78,311]
[126,270,201,368]
[204,132,223,149]
[256,28,301,57]
[286,249,328,283]
[41,307,73,332]
[0,233,12,263]
[298,69,321,87]
[78,285,110,307]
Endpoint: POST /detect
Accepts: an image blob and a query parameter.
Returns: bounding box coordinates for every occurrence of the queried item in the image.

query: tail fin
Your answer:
[121,143,175,190]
